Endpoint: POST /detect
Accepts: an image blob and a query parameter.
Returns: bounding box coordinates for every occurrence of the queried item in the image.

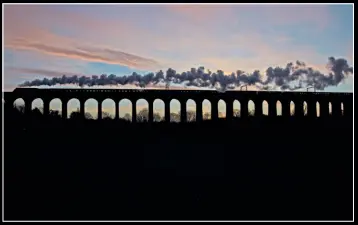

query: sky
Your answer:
[3,4,353,118]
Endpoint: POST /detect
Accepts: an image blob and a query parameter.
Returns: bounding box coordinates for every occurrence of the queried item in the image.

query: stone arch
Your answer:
[276,101,282,116]
[202,99,211,120]
[102,98,115,119]
[136,98,149,122]
[248,100,255,116]
[290,101,295,116]
[31,98,44,114]
[186,99,196,122]
[218,99,226,118]
[67,98,80,119]
[119,98,132,121]
[84,98,98,120]
[262,100,269,116]
[303,101,308,116]
[13,98,25,113]
[233,100,241,118]
[153,99,165,122]
[170,99,181,122]
[316,101,320,117]
[49,98,62,116]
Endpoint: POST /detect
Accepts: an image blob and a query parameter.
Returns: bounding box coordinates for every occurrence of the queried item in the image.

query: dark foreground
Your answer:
[5,116,353,221]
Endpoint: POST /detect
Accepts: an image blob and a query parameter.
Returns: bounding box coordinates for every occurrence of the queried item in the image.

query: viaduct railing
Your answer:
[3,88,353,122]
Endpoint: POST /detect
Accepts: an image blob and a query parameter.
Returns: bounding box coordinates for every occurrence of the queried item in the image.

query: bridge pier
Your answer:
[149,101,154,123]
[281,100,290,117]
[196,101,202,122]
[268,101,276,117]
[332,101,341,117]
[181,102,186,122]
[115,101,119,120]
[211,100,218,120]
[307,101,316,118]
[226,100,233,120]
[80,101,85,119]
[320,101,329,118]
[62,101,68,119]
[241,100,248,118]
[24,99,32,119]
[132,104,136,123]
[43,99,50,117]
[165,101,170,122]
[98,103,102,120]
[255,100,263,117]
[295,101,304,117]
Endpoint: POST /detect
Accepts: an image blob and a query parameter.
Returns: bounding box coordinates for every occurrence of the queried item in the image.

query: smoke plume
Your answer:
[18,57,353,91]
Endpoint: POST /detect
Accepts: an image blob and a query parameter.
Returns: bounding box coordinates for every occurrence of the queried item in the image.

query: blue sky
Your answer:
[4,4,353,116]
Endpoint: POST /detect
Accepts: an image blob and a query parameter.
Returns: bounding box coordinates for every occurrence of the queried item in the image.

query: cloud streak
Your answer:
[5,37,161,71]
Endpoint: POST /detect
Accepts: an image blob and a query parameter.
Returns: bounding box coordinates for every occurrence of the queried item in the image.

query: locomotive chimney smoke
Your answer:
[18,57,353,91]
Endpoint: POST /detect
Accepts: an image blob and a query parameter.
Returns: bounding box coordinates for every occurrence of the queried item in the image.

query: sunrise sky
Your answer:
[3,3,353,117]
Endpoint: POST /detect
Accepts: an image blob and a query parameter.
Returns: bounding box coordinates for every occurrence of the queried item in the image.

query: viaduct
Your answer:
[3,88,353,122]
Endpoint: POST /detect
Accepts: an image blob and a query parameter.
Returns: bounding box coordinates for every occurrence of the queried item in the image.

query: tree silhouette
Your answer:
[153,112,163,122]
[137,108,149,122]
[123,113,131,121]
[102,112,113,120]
[69,110,93,120]
[49,110,62,119]
[203,112,211,120]
[170,112,180,123]
[85,112,94,120]
[31,107,43,117]
[70,111,81,120]
[233,109,240,117]
[15,105,25,113]
[186,110,196,122]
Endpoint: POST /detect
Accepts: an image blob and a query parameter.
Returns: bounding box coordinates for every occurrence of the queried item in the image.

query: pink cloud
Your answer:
[4,5,161,70]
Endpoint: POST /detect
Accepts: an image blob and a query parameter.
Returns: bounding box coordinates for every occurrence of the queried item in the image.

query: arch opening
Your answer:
[233,100,241,118]
[341,102,344,116]
[329,102,332,115]
[84,98,98,120]
[276,101,282,116]
[102,98,115,119]
[31,98,44,115]
[262,100,269,116]
[316,102,320,117]
[67,98,81,119]
[186,99,196,122]
[136,99,149,122]
[248,100,255,116]
[202,99,211,120]
[303,101,308,116]
[290,101,295,116]
[49,98,62,118]
[13,98,25,113]
[170,99,181,123]
[218,99,226,118]
[119,99,132,121]
[153,99,165,122]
